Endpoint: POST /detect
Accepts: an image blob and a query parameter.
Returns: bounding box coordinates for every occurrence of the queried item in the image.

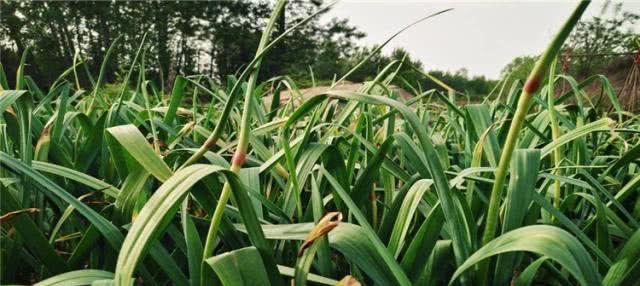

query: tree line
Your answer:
[1,0,557,97]
[1,1,368,89]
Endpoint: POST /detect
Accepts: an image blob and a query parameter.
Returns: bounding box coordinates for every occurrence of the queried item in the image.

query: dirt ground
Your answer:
[263,81,415,107]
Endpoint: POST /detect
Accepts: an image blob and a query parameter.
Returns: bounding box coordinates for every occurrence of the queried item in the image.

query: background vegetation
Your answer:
[2,0,503,97]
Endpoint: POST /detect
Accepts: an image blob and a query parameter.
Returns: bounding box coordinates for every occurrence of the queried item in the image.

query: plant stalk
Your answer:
[200,1,287,284]
[179,2,335,169]
[479,0,590,283]
[548,59,563,209]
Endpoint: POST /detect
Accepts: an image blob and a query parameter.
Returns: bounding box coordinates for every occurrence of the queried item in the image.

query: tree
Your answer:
[500,55,537,82]
[564,1,639,75]
[0,0,364,89]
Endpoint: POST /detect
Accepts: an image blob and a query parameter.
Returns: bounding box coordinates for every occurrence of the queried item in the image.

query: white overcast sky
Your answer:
[324,1,640,79]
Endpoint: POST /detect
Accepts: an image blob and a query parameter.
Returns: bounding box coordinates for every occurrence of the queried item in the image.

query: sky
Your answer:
[324,1,640,79]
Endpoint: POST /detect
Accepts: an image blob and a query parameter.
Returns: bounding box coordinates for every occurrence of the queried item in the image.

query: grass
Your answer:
[2,0,640,285]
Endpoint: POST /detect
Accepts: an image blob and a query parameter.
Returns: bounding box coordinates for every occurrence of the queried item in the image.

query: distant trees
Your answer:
[426,69,496,97]
[565,2,639,75]
[342,47,496,97]
[0,1,364,88]
[502,2,639,81]
[1,0,497,96]
[500,55,537,82]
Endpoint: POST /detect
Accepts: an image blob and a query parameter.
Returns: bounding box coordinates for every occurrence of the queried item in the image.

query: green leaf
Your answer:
[322,168,411,285]
[107,124,172,181]
[387,179,433,258]
[399,204,444,282]
[464,104,500,167]
[113,164,221,284]
[0,90,28,113]
[1,152,123,249]
[206,247,271,286]
[451,225,602,286]
[163,76,187,126]
[513,257,548,286]
[34,270,114,286]
[540,117,613,158]
[323,90,472,272]
[277,265,337,286]
[0,188,68,274]
[32,161,119,198]
[603,228,640,286]
[494,149,541,285]
[351,136,395,209]
[114,164,277,286]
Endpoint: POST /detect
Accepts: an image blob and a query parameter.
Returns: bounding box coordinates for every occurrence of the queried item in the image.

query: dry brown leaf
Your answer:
[297,211,342,257]
[0,208,40,223]
[336,275,361,286]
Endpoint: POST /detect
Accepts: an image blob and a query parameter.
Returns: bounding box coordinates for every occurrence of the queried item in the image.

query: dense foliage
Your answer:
[565,2,639,75]
[502,3,639,81]
[1,1,639,286]
[0,0,497,95]
[0,0,363,87]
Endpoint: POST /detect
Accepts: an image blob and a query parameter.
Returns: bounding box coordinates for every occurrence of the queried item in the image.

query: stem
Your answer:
[548,59,563,209]
[179,2,335,169]
[140,49,161,154]
[72,50,82,90]
[281,132,303,217]
[142,81,160,153]
[200,1,287,284]
[87,36,121,115]
[479,0,589,283]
